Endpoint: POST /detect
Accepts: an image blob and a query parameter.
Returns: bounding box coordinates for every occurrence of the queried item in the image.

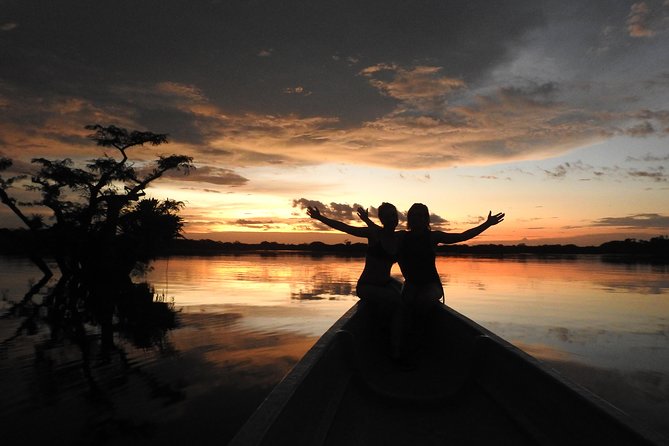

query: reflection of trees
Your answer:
[0,268,185,436]
[291,273,354,300]
[0,125,191,429]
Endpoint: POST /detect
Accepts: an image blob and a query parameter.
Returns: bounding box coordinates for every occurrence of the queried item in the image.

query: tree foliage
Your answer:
[0,125,192,367]
[0,124,194,278]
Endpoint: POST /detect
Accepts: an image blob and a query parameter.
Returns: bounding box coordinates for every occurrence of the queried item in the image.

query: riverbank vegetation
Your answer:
[2,228,667,262]
[1,124,192,361]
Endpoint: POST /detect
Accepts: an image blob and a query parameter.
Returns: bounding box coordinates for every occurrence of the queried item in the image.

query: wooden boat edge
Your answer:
[436,303,666,445]
[228,304,359,446]
[229,302,667,445]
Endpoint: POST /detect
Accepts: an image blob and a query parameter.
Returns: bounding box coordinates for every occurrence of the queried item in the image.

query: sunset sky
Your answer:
[1,0,668,245]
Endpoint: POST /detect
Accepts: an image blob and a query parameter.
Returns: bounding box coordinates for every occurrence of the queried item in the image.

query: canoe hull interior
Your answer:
[230,302,665,446]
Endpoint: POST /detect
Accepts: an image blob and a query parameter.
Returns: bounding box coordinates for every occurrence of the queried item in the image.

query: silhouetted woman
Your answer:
[398,203,504,306]
[395,203,504,361]
[306,203,402,307]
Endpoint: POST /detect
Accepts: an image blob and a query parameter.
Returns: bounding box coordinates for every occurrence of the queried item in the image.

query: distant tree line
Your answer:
[5,231,664,261]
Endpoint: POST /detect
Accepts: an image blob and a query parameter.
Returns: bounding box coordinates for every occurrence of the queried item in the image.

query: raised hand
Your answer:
[486,211,505,226]
[357,207,376,228]
[306,206,322,220]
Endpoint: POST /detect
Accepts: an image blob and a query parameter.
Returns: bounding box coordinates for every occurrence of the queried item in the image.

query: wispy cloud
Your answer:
[625,121,655,136]
[179,187,223,194]
[539,160,668,183]
[626,153,669,162]
[360,64,465,107]
[543,164,569,179]
[155,82,207,103]
[626,1,669,38]
[283,86,312,96]
[541,161,593,179]
[163,166,249,187]
[627,2,655,37]
[233,218,281,230]
[0,23,18,32]
[592,213,669,228]
[628,167,667,182]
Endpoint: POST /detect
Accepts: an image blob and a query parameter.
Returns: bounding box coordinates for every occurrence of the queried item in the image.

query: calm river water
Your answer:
[1,254,668,444]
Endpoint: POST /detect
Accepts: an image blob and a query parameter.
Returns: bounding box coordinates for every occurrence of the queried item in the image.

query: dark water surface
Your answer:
[1,254,668,444]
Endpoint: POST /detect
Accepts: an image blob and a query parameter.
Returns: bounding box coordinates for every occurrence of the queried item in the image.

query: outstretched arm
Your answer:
[433,211,504,244]
[357,207,382,230]
[306,206,370,238]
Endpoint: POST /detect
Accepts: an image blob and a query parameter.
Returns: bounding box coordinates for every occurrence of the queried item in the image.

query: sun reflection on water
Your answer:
[2,254,669,442]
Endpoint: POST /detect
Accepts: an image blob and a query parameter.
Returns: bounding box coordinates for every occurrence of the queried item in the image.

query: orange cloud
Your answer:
[359,64,465,106]
[155,81,207,102]
[1,72,666,178]
[627,2,655,37]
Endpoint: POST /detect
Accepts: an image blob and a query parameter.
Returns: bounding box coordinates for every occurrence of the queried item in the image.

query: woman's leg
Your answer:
[356,279,403,356]
[356,279,402,308]
[396,281,443,360]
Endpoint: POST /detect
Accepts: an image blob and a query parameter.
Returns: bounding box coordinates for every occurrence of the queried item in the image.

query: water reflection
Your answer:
[291,279,354,300]
[150,255,361,309]
[0,254,362,445]
[1,272,186,445]
[2,254,669,442]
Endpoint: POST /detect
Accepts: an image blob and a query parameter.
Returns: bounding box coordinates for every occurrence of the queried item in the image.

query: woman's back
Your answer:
[397,230,440,286]
[358,228,397,286]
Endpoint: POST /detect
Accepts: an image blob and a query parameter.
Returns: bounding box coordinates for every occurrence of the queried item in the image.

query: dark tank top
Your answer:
[398,230,440,285]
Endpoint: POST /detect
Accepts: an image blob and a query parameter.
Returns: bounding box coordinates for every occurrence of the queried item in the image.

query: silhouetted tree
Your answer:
[0,124,194,278]
[119,198,185,262]
[1,124,193,372]
[0,125,193,414]
[0,158,52,276]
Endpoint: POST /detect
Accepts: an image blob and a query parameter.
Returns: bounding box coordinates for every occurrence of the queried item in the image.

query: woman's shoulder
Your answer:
[430,230,458,244]
[366,226,382,241]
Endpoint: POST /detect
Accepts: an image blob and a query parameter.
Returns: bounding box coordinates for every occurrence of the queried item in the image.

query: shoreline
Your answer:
[1,229,667,263]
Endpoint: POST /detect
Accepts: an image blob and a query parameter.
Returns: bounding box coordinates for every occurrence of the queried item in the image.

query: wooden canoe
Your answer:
[230,302,666,445]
